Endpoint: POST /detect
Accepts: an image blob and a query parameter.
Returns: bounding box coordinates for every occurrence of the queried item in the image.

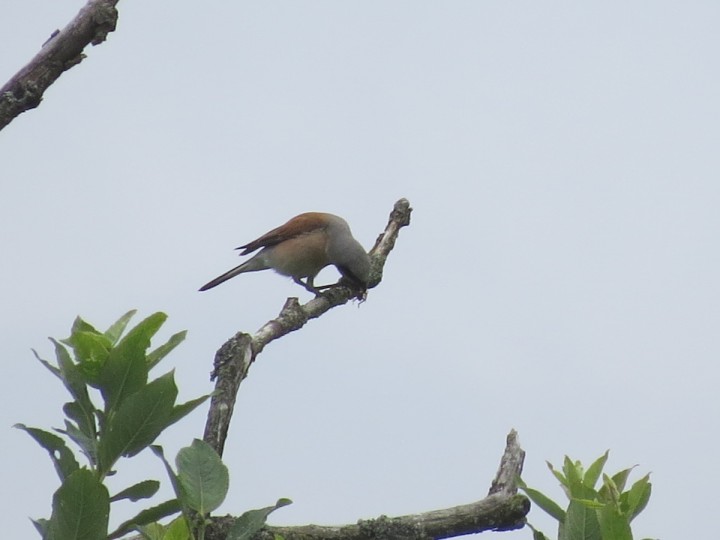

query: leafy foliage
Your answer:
[518,451,655,540]
[19,311,291,540]
[18,311,208,539]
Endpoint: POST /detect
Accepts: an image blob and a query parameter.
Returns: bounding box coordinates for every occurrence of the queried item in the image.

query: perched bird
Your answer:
[199,212,370,294]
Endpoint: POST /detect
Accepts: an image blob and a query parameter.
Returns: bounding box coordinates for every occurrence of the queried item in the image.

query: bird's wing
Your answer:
[236,212,329,255]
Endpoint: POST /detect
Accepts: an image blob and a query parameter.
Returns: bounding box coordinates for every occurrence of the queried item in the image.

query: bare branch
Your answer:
[202,332,254,455]
[0,0,120,131]
[488,429,525,497]
[203,430,529,540]
[203,199,413,457]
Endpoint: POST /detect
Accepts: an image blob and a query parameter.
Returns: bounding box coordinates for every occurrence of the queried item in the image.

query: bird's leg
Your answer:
[293,276,322,295]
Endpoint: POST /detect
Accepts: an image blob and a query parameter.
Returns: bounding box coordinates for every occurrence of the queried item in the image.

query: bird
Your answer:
[199,212,371,294]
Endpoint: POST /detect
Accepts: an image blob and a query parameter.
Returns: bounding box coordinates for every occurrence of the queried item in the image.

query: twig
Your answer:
[0,0,120,131]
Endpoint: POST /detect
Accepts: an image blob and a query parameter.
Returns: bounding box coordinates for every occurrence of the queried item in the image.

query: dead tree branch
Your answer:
[205,430,528,540]
[203,198,413,457]
[0,0,120,131]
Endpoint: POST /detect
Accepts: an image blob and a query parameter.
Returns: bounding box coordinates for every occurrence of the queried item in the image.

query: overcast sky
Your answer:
[2,2,719,539]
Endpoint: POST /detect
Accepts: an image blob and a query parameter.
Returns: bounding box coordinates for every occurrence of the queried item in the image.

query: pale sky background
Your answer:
[2,2,719,539]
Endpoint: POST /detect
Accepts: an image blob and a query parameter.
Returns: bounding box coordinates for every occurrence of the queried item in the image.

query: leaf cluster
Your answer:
[518,451,655,540]
[19,311,292,540]
[17,311,208,539]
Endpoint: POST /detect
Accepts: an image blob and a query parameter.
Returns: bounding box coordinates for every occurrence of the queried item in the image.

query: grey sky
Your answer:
[2,2,719,538]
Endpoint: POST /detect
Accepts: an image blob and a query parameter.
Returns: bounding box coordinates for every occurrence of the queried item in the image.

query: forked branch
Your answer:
[203,199,413,456]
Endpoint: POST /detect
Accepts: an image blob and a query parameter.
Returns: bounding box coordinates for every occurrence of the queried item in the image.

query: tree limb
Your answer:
[0,0,120,131]
[205,430,528,540]
[203,199,413,457]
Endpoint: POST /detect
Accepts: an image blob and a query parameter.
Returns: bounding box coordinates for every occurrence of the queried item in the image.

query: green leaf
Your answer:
[61,317,113,384]
[175,439,229,514]
[31,518,49,537]
[110,480,160,502]
[563,499,601,540]
[597,502,633,540]
[517,483,566,523]
[67,316,101,338]
[147,331,187,371]
[14,424,79,481]
[583,451,609,490]
[226,499,292,540]
[59,419,98,465]
[598,473,620,505]
[608,467,635,495]
[62,402,96,445]
[624,474,652,522]
[33,348,62,379]
[98,371,178,475]
[547,461,568,489]
[166,395,210,428]
[109,499,182,540]
[48,468,109,540]
[135,522,165,540]
[136,517,189,540]
[98,343,148,414]
[55,340,97,437]
[104,310,137,345]
[151,446,187,511]
[35,342,98,440]
[98,312,168,413]
[64,330,112,373]
[164,517,190,540]
[563,456,588,498]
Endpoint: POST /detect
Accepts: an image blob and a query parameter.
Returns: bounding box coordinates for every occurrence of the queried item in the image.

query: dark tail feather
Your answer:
[199,263,248,291]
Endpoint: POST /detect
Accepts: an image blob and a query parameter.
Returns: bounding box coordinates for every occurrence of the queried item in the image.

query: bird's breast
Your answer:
[265,230,331,278]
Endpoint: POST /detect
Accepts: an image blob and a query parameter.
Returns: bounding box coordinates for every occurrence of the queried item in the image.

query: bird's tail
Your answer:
[199,256,268,291]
